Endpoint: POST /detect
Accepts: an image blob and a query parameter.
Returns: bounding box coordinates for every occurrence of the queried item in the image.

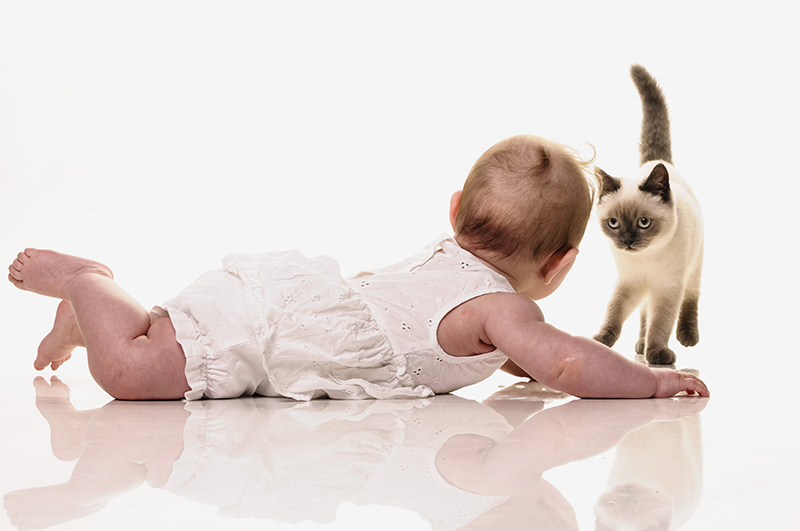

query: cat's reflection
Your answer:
[594,402,703,531]
[4,377,706,530]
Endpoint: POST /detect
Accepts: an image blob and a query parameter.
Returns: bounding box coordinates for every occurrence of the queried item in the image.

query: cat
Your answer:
[593,65,703,365]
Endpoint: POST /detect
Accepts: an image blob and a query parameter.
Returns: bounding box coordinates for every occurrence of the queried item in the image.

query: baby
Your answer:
[8,135,709,401]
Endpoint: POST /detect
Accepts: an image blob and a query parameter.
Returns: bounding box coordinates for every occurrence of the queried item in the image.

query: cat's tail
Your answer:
[631,64,672,165]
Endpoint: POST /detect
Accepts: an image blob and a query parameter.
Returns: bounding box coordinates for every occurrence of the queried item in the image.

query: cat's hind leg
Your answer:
[676,258,702,347]
[635,308,647,354]
[594,282,645,348]
[676,296,700,347]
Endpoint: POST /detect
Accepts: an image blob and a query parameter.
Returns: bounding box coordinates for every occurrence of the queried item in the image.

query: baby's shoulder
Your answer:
[437,293,539,357]
[457,292,543,320]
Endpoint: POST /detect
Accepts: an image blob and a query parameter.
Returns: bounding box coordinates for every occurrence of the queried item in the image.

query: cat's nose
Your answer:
[622,232,637,247]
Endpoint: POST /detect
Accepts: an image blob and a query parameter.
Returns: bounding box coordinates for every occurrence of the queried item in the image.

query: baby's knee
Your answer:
[139,319,189,399]
[89,319,188,400]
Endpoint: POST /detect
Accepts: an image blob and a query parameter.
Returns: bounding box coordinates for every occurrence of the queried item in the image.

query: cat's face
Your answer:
[596,163,676,253]
[594,481,673,531]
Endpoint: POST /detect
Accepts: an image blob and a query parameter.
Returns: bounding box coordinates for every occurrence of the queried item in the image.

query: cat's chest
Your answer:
[612,246,681,279]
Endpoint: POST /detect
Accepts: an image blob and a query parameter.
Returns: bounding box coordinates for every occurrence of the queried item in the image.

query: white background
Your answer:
[1,1,798,529]
[2,0,797,375]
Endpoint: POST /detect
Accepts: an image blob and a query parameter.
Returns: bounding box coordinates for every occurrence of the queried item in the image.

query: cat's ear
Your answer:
[639,163,671,202]
[595,167,621,198]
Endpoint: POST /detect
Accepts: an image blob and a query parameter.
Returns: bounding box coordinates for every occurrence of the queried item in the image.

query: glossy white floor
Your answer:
[2,1,798,529]
[1,332,798,531]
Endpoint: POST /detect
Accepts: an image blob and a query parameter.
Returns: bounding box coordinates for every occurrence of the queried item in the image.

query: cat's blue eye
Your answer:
[607,218,620,229]
[637,217,651,229]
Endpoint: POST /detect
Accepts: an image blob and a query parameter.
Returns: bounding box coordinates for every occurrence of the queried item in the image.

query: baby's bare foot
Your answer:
[36,301,84,371]
[8,249,113,300]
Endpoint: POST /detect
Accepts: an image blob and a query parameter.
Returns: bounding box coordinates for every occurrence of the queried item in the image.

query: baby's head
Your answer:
[452,135,595,298]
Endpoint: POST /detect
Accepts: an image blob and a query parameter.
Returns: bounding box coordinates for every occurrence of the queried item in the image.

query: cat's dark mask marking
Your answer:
[600,199,666,252]
[639,163,671,203]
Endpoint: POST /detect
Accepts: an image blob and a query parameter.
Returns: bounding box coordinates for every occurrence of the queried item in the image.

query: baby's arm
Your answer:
[438,293,709,398]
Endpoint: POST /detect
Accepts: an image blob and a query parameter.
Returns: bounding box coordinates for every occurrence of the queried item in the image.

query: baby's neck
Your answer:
[458,240,545,299]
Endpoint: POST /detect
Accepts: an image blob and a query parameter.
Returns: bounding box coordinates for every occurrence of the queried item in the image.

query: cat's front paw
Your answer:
[676,325,699,347]
[645,346,676,365]
[593,330,619,347]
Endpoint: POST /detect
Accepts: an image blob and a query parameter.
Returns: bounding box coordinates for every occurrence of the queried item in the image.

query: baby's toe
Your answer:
[8,272,22,288]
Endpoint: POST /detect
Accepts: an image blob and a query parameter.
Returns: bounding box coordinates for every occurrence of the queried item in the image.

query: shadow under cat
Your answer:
[4,376,706,530]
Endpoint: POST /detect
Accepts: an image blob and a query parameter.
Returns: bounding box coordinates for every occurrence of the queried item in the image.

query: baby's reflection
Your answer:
[4,377,706,530]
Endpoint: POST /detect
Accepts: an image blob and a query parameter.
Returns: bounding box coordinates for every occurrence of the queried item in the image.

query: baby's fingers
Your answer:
[652,369,710,398]
[679,372,709,397]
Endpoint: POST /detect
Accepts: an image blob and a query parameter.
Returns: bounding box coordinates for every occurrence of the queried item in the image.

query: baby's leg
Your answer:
[9,249,189,400]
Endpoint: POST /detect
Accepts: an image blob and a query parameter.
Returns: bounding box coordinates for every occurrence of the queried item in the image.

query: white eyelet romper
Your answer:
[153,235,516,400]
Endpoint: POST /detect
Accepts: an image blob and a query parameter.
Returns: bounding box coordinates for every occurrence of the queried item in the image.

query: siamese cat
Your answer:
[593,65,703,365]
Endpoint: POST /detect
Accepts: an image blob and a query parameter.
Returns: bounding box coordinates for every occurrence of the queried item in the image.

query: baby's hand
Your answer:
[651,368,710,398]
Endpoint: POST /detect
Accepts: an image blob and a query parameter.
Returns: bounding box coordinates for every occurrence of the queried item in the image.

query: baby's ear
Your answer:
[542,247,579,285]
[449,190,462,231]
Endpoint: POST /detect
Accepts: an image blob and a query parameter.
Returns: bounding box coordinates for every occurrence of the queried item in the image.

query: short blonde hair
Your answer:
[455,135,595,264]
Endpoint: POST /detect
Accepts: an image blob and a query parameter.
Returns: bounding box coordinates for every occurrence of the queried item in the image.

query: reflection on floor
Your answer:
[3,372,711,531]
